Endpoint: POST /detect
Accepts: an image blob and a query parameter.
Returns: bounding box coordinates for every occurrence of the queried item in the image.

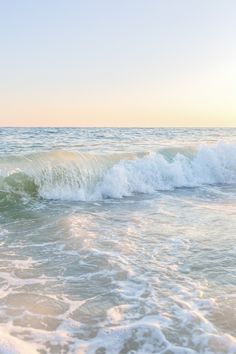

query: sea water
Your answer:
[0,128,235,354]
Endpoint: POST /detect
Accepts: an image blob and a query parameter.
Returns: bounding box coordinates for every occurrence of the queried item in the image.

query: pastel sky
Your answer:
[1,0,236,127]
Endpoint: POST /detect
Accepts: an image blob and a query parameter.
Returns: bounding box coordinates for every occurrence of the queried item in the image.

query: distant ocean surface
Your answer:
[0,128,235,354]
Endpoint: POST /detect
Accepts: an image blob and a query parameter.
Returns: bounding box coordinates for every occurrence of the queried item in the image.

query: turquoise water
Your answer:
[0,128,235,353]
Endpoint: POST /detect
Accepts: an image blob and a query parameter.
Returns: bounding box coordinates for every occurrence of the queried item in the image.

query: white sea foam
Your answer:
[71,316,236,354]
[94,142,236,199]
[0,327,38,354]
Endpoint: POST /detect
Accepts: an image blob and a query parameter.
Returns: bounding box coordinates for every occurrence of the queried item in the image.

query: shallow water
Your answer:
[0,128,235,354]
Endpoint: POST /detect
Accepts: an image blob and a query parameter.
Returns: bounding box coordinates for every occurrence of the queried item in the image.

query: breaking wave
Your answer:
[0,143,236,202]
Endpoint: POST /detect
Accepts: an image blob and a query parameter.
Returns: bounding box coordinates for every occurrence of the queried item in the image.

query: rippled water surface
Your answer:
[0,128,235,354]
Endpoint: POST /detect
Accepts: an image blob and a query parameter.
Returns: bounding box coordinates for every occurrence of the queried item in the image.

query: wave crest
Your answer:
[0,143,235,201]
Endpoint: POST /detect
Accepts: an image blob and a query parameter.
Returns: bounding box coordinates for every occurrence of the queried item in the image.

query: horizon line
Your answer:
[0,126,235,129]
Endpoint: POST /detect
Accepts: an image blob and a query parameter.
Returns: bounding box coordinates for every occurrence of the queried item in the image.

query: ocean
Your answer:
[0,128,235,354]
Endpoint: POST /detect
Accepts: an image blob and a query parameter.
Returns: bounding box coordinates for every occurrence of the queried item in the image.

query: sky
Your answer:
[0,0,236,127]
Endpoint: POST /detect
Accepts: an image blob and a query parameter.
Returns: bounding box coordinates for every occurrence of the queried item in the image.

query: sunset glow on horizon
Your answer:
[1,0,236,127]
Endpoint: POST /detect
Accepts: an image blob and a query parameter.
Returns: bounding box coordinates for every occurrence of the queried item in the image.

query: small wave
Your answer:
[0,143,235,202]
